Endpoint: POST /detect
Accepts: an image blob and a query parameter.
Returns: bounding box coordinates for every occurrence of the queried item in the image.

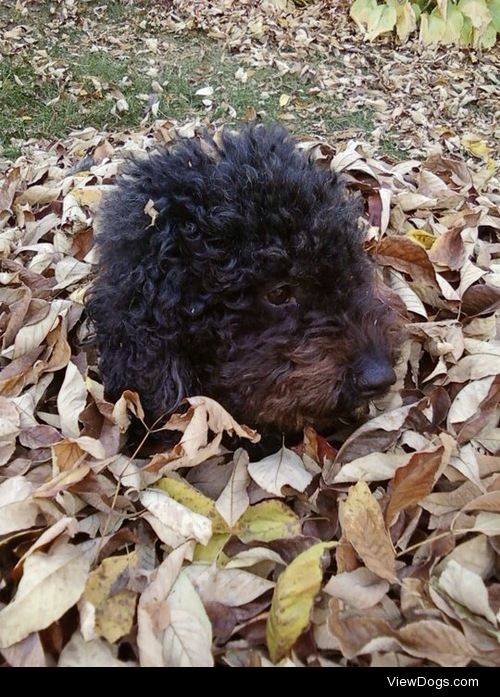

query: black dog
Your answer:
[87,125,402,441]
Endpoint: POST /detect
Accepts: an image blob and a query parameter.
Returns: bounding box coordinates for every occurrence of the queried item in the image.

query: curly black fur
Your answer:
[86,124,402,438]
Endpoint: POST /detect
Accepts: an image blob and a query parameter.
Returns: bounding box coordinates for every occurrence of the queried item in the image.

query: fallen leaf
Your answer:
[428,228,466,270]
[83,553,138,643]
[156,477,228,533]
[447,376,496,429]
[375,236,436,285]
[0,539,93,648]
[185,564,274,606]
[215,448,250,527]
[0,397,20,466]
[140,488,212,545]
[59,631,135,667]
[136,542,193,667]
[267,542,334,663]
[248,446,313,496]
[385,446,445,525]
[235,500,301,543]
[324,567,389,609]
[0,476,38,535]
[0,632,46,667]
[339,481,397,583]
[57,361,87,438]
[162,571,213,667]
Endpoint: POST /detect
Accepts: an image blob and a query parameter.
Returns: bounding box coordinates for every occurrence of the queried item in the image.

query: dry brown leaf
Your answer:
[334,451,412,484]
[327,597,396,659]
[447,376,496,431]
[0,397,20,466]
[385,446,445,525]
[0,476,38,535]
[16,517,78,568]
[328,403,414,472]
[33,465,91,499]
[162,571,213,667]
[375,236,436,285]
[16,185,62,206]
[324,568,390,610]
[248,446,312,496]
[0,539,93,648]
[396,620,473,667]
[438,560,496,625]
[9,300,69,359]
[150,397,259,472]
[428,228,466,270]
[59,631,135,667]
[215,448,250,527]
[136,543,212,667]
[185,565,274,606]
[56,361,87,438]
[140,488,212,545]
[447,355,500,383]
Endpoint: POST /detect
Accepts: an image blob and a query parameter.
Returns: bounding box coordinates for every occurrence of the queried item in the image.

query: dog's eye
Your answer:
[266,284,294,306]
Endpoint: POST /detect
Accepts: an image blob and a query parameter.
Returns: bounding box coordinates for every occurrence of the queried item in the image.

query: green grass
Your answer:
[0,0,404,160]
[379,138,410,162]
[0,53,153,158]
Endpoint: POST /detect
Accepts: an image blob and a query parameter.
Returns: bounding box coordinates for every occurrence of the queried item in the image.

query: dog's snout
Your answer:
[355,359,396,398]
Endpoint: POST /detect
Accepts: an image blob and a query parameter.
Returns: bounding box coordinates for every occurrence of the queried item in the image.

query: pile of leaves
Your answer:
[0,118,499,666]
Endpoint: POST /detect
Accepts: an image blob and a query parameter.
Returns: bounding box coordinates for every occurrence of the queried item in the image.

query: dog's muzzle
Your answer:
[353,356,396,399]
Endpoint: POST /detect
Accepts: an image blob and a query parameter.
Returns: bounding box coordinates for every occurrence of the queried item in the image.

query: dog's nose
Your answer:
[355,361,396,398]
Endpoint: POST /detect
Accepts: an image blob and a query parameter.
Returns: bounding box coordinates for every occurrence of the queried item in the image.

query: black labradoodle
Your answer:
[86,124,403,441]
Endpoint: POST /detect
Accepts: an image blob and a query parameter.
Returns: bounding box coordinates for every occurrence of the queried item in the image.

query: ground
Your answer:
[0,0,498,161]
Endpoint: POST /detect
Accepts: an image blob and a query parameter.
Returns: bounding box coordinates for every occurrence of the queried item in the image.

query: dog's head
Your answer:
[153,125,404,432]
[89,124,405,435]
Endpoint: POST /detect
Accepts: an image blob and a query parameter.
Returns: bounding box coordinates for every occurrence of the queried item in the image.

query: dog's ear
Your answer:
[87,279,193,425]
[86,179,195,425]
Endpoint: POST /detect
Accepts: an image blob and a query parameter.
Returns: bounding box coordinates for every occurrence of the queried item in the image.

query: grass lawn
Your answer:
[0,0,407,159]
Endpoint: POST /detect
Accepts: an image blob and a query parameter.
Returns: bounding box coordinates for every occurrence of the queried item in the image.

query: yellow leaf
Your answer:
[441,1,465,43]
[279,94,291,108]
[459,15,473,43]
[458,0,492,30]
[350,0,378,32]
[489,0,500,29]
[84,553,138,643]
[193,534,230,563]
[156,477,229,534]
[267,542,335,663]
[234,500,301,543]
[461,133,491,160]
[387,0,417,40]
[479,21,497,47]
[367,3,398,40]
[248,18,264,36]
[420,11,445,44]
[406,228,437,249]
[340,481,398,583]
[435,0,449,19]
[70,187,105,207]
